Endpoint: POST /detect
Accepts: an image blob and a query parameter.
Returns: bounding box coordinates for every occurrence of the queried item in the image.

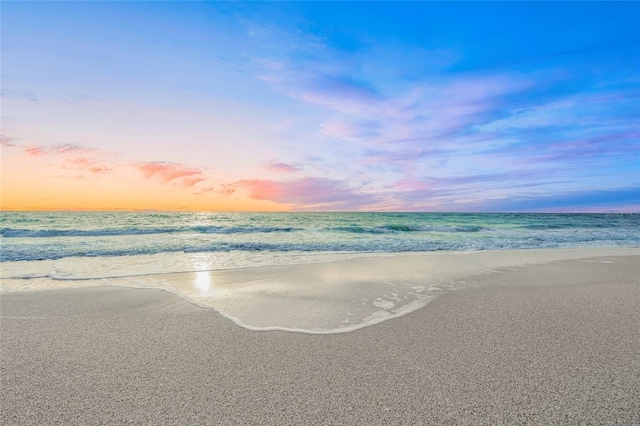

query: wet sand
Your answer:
[1,253,639,424]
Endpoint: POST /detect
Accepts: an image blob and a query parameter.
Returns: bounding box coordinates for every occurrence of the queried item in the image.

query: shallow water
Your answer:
[2,212,638,333]
[2,212,638,275]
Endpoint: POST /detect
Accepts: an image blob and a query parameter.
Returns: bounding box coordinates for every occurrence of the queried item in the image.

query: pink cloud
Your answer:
[63,157,112,174]
[216,183,237,196]
[14,141,116,175]
[8,137,215,188]
[227,179,282,200]
[183,176,207,188]
[24,146,46,156]
[134,161,203,185]
[224,177,380,210]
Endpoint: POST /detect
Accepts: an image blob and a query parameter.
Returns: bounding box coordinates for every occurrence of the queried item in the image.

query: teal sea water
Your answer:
[1,212,639,280]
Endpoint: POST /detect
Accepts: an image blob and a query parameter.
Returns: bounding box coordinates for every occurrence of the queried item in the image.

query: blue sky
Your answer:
[1,1,639,211]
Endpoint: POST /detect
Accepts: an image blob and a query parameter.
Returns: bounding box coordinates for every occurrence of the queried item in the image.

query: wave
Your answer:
[0,240,457,262]
[7,221,631,238]
[1,242,344,261]
[520,224,585,230]
[5,237,637,263]
[0,224,485,239]
[329,224,483,233]
[518,221,628,230]
[0,226,299,238]
[0,238,600,262]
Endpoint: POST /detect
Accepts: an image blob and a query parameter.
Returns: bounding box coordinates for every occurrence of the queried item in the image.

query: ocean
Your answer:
[2,211,639,280]
[2,211,639,333]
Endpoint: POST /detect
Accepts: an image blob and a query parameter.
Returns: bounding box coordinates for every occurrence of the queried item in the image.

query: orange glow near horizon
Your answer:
[0,149,290,212]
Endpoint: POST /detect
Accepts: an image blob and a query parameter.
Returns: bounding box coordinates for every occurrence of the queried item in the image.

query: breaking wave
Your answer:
[1,226,299,238]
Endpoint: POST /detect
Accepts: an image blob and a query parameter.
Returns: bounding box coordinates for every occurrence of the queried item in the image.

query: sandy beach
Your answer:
[4,0,640,422]
[2,252,639,425]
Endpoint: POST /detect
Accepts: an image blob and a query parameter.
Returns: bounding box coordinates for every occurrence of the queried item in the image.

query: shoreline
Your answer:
[3,247,639,334]
[2,250,639,423]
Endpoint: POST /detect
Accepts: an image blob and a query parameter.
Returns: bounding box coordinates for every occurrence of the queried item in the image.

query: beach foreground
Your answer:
[2,253,639,424]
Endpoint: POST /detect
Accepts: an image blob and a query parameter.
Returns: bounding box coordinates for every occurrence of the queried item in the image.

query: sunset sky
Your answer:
[2,1,639,212]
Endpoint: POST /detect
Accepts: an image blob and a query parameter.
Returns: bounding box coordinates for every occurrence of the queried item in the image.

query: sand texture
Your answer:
[1,253,639,425]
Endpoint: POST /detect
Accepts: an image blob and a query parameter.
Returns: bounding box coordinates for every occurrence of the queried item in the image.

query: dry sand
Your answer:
[1,253,639,425]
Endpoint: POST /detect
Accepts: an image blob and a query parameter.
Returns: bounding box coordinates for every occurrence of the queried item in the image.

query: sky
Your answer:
[1,1,639,212]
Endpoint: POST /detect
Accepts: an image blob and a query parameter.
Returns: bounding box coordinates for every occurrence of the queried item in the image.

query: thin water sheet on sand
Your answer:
[3,247,639,334]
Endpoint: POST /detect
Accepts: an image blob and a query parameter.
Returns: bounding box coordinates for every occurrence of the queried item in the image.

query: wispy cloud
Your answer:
[524,131,640,165]
[8,140,117,177]
[24,143,96,157]
[296,74,384,113]
[61,157,111,174]
[238,10,638,210]
[5,134,215,190]
[0,134,18,148]
[296,65,636,209]
[263,160,300,173]
[477,90,640,134]
[182,176,207,188]
[223,177,380,210]
[134,161,204,186]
